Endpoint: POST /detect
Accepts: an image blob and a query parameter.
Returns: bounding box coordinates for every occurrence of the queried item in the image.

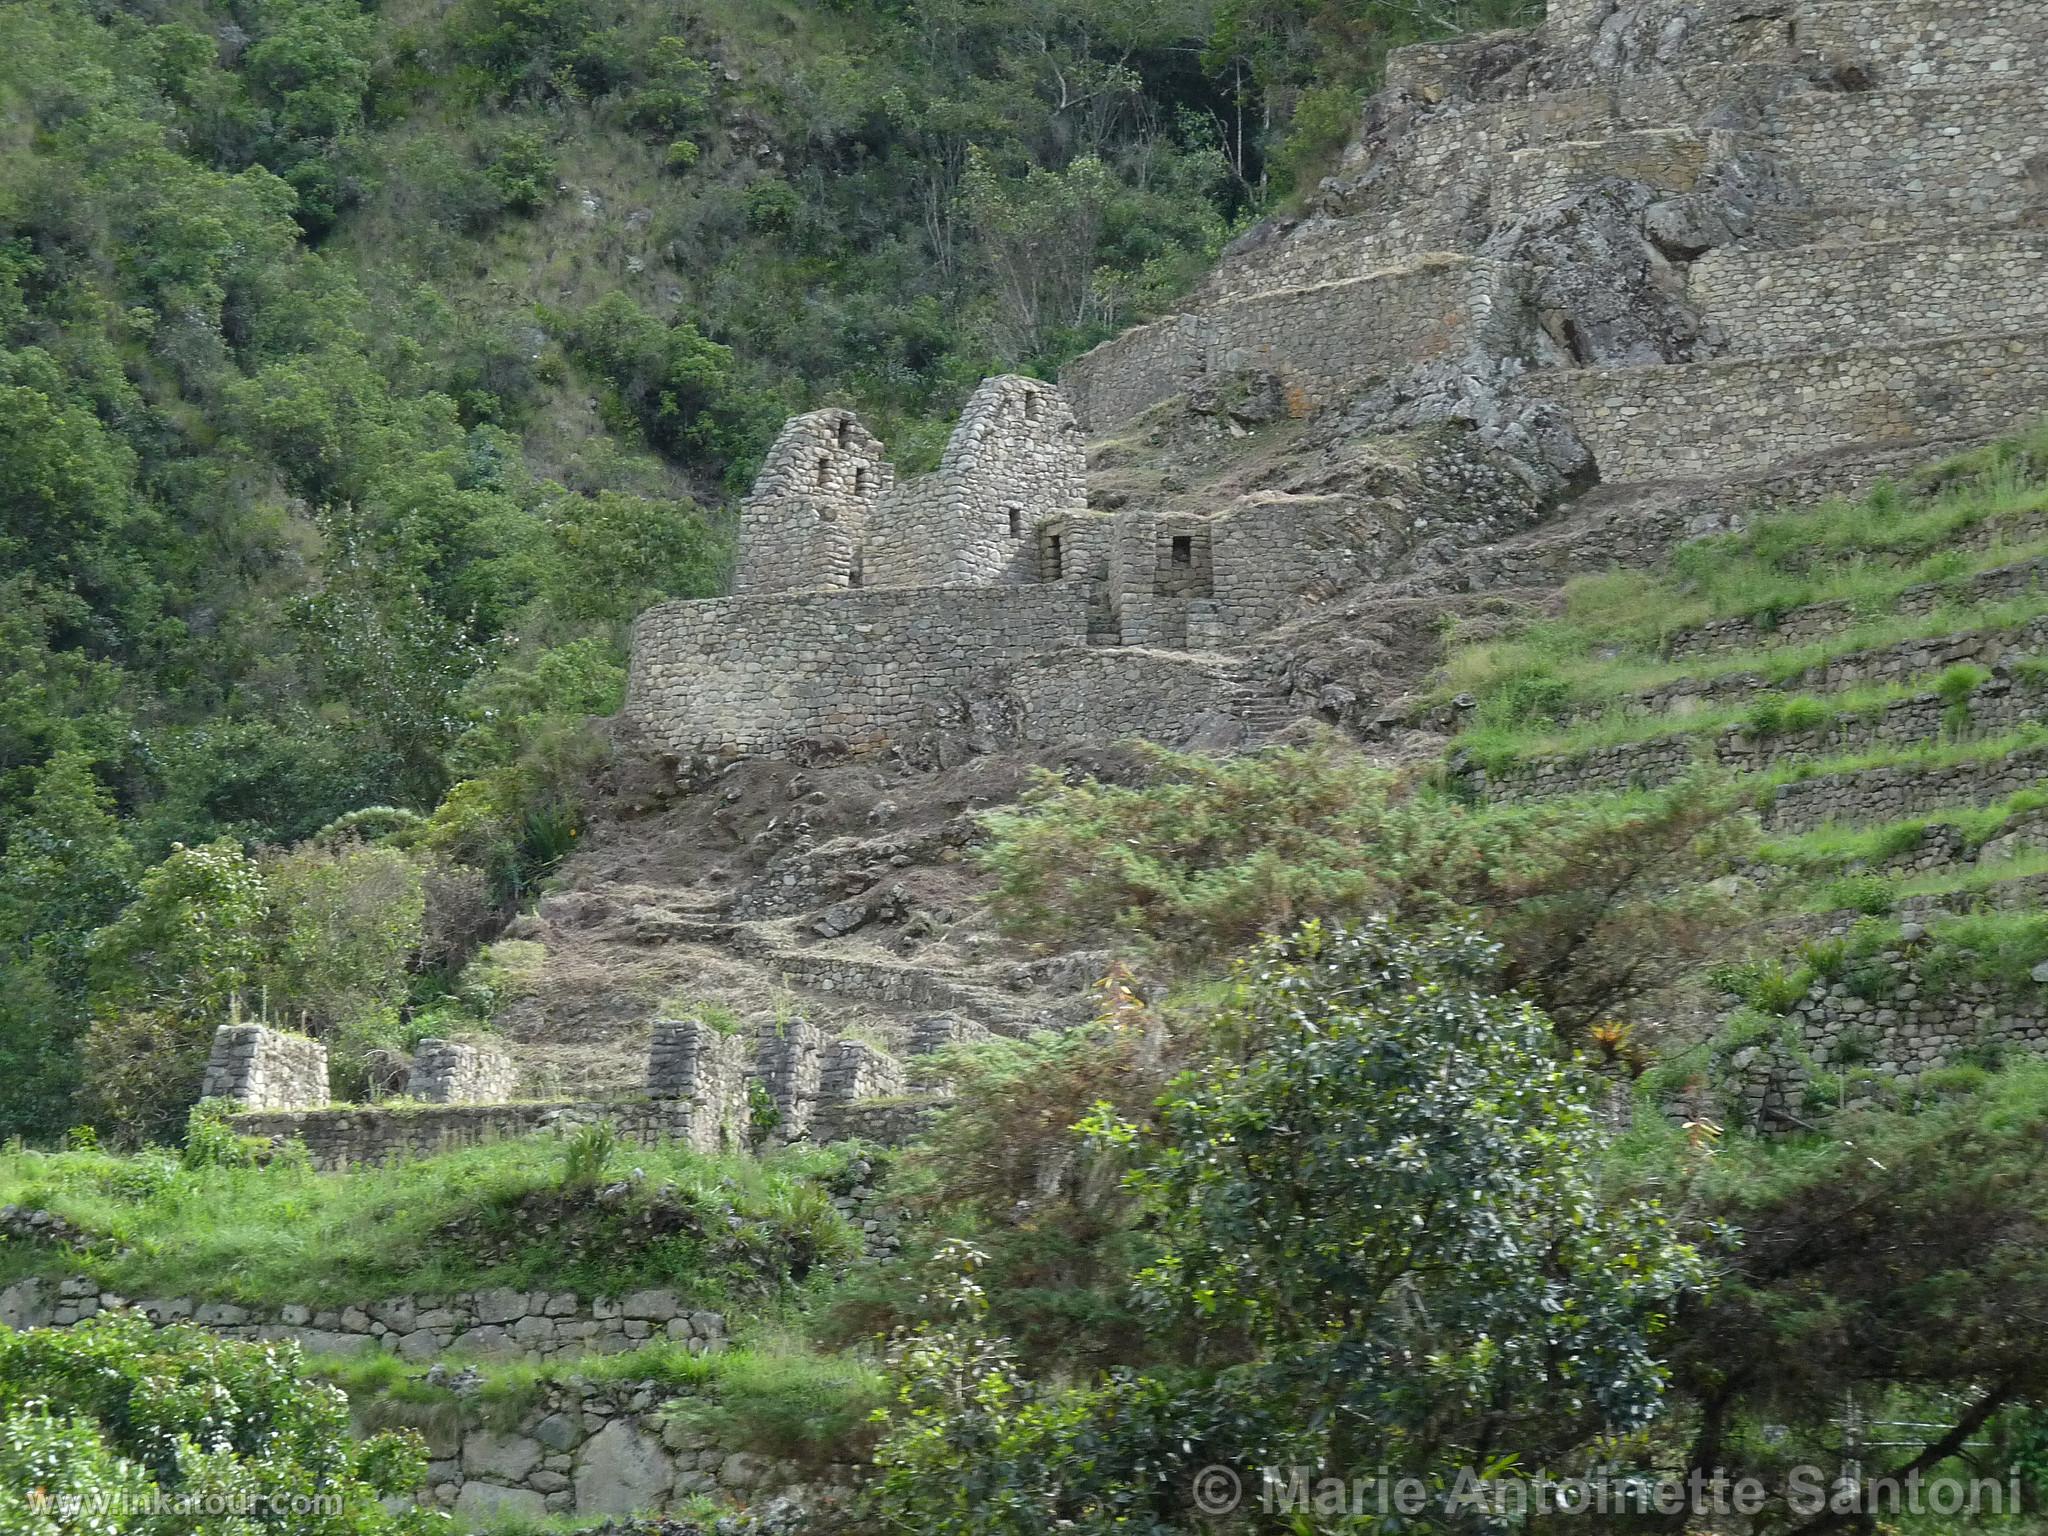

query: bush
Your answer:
[0,1312,433,1534]
[982,745,1754,1035]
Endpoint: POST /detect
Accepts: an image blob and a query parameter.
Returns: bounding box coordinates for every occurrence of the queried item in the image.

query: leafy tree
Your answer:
[1651,1064,2048,1534]
[0,752,137,1139]
[867,921,1703,1532]
[255,841,427,1033]
[87,840,267,1022]
[0,1312,433,1535]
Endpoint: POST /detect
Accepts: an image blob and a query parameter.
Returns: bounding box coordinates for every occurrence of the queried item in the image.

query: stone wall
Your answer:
[733,411,894,595]
[1766,743,2048,835]
[1664,552,2048,660]
[1541,331,2048,481]
[1204,256,1526,408]
[201,1024,329,1111]
[1691,233,2048,355]
[1797,0,2048,84]
[1603,616,2048,721]
[1767,83,2048,217]
[865,376,1085,588]
[228,1088,950,1172]
[414,1375,858,1522]
[407,1039,517,1105]
[645,1019,748,1151]
[1061,315,1206,432]
[626,582,1091,757]
[0,1277,726,1365]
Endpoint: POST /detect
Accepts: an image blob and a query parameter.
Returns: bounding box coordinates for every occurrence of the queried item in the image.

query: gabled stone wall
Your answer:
[734,411,894,595]
[865,375,1085,588]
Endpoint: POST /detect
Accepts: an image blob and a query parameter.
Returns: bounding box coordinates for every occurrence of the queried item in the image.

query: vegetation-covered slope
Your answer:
[0,0,1533,1142]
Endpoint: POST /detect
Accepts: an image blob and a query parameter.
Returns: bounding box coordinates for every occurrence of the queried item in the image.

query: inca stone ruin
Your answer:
[212,0,2048,1169]
[629,0,2048,766]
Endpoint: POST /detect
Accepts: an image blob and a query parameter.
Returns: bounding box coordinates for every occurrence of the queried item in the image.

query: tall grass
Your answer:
[0,1135,864,1306]
[1439,423,2048,733]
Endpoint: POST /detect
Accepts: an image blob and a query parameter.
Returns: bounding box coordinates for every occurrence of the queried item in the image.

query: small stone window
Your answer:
[836,417,852,450]
[1171,536,1192,566]
[1048,535,1063,579]
[1007,507,1022,537]
[854,467,869,494]
[1023,391,1041,423]
[816,456,832,488]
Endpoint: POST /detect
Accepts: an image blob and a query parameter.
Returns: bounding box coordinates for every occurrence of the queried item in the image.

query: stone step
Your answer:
[1590,613,2048,723]
[1664,549,2048,661]
[1537,329,2048,483]
[1766,742,2048,834]
[1690,230,2048,356]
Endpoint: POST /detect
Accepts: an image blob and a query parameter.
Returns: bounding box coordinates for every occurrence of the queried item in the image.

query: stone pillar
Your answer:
[751,1015,823,1141]
[406,1039,518,1104]
[646,1019,748,1152]
[201,1024,329,1111]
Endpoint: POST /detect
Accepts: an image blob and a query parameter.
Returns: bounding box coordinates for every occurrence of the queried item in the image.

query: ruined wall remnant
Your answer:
[201,1024,330,1112]
[407,1039,518,1104]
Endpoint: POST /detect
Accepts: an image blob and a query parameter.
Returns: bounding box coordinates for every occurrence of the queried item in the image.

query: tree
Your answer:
[1652,1064,2048,1534]
[1103,919,1703,1481]
[0,1311,434,1535]
[866,920,1703,1532]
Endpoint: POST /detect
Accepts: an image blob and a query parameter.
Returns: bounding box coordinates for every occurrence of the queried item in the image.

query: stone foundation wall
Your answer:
[1542,331,2048,481]
[201,1025,329,1111]
[407,1040,518,1105]
[0,1278,726,1365]
[626,582,1091,757]
[807,1097,946,1148]
[998,647,1242,746]
[230,1099,701,1171]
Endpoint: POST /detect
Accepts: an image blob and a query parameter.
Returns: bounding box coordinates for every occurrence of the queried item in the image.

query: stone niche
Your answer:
[200,1024,329,1111]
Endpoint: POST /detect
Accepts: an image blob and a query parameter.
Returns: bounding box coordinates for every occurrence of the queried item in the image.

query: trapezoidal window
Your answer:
[836,417,852,450]
[1023,391,1041,423]
[1048,534,1063,579]
[854,467,869,494]
[1007,507,1022,537]
[816,456,832,488]
[1171,536,1193,566]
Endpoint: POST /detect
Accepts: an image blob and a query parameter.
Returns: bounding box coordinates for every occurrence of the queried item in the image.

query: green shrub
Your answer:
[0,1312,433,1533]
